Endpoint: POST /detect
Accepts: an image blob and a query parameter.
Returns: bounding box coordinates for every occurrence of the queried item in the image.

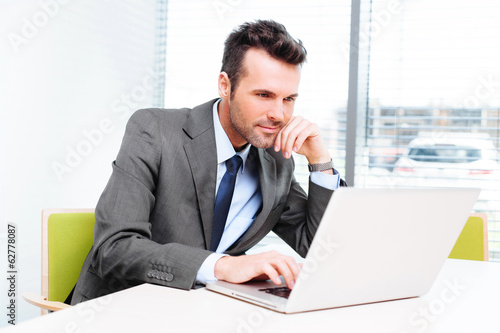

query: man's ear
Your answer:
[218,72,231,99]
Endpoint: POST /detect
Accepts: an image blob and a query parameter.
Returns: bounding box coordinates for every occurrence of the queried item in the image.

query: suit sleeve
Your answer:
[272,160,348,258]
[271,178,332,257]
[90,109,212,291]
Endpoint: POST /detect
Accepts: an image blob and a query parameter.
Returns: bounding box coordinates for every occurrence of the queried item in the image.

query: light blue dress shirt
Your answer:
[196,100,340,284]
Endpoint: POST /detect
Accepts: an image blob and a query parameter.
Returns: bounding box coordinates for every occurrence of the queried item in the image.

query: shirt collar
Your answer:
[212,99,251,172]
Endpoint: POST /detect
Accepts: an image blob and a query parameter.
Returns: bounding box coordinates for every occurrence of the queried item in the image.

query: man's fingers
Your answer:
[214,251,301,288]
[282,119,311,157]
[276,116,321,159]
[287,125,315,157]
[262,264,282,285]
[270,259,292,286]
[282,257,301,289]
[274,116,295,154]
[278,116,304,158]
[267,254,300,289]
[274,131,281,153]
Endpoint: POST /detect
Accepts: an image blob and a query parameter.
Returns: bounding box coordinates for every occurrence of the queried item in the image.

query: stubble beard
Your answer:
[229,102,283,149]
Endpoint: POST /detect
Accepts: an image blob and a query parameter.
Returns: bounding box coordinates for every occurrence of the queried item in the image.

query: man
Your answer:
[71,19,346,304]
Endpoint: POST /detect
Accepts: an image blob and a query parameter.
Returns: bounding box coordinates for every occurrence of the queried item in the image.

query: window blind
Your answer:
[358,0,500,260]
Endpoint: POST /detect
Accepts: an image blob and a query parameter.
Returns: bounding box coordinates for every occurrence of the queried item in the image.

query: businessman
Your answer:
[71,19,346,304]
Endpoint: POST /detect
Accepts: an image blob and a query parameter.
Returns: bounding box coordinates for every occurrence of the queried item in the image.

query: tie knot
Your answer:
[226,155,243,175]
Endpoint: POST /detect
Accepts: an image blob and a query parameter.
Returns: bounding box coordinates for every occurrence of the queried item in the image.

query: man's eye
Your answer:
[284,97,295,102]
[258,93,269,98]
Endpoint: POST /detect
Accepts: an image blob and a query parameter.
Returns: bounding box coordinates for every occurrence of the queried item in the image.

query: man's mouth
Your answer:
[257,122,283,134]
[258,125,280,133]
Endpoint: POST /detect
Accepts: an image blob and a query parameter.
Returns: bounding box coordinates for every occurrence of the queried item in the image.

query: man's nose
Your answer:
[267,100,285,122]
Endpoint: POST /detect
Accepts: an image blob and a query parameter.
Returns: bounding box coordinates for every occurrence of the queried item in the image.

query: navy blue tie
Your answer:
[210,155,243,252]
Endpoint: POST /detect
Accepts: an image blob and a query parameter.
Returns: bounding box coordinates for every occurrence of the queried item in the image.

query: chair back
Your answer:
[449,213,488,261]
[42,209,95,303]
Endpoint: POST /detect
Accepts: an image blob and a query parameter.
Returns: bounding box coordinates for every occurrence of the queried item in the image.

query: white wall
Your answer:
[0,0,160,325]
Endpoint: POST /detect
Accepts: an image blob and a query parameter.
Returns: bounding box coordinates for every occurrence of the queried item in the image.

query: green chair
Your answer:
[449,213,488,261]
[23,209,95,314]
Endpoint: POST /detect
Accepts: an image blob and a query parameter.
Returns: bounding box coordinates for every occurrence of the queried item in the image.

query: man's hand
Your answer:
[214,251,300,289]
[274,116,332,172]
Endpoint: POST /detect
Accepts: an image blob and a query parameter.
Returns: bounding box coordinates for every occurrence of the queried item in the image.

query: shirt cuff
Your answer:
[310,168,341,190]
[196,253,228,284]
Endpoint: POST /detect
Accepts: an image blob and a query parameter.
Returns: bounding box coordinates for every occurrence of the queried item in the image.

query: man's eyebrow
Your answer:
[253,89,299,98]
[253,89,276,96]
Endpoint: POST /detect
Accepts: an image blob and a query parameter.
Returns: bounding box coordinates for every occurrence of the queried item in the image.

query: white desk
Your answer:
[5,259,500,332]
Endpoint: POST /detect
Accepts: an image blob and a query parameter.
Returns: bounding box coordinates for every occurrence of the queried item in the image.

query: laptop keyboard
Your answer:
[258,287,291,299]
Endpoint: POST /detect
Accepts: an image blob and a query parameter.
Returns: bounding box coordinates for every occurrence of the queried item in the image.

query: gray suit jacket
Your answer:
[71,99,336,304]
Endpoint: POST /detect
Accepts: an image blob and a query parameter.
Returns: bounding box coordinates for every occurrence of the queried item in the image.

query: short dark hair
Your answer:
[221,20,307,95]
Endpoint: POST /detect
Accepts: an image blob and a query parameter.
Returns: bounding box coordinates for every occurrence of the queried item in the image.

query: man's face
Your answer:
[223,48,301,149]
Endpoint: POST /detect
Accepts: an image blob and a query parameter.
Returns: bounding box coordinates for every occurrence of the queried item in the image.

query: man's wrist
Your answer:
[308,159,333,172]
[214,255,229,281]
[196,253,227,284]
[310,169,340,189]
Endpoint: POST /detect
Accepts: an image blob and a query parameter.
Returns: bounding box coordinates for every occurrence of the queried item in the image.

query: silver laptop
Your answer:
[206,187,480,313]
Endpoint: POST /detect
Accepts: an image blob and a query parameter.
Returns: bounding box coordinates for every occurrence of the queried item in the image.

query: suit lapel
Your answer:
[226,148,277,253]
[182,99,219,249]
[182,100,279,252]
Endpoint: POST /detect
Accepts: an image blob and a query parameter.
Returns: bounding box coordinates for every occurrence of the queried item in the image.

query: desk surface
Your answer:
[5,259,500,333]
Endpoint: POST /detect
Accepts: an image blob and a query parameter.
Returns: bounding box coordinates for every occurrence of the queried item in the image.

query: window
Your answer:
[163,0,500,260]
[357,0,500,260]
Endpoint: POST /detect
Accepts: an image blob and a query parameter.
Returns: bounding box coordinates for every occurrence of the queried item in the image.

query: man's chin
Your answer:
[241,130,279,149]
[247,138,275,150]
